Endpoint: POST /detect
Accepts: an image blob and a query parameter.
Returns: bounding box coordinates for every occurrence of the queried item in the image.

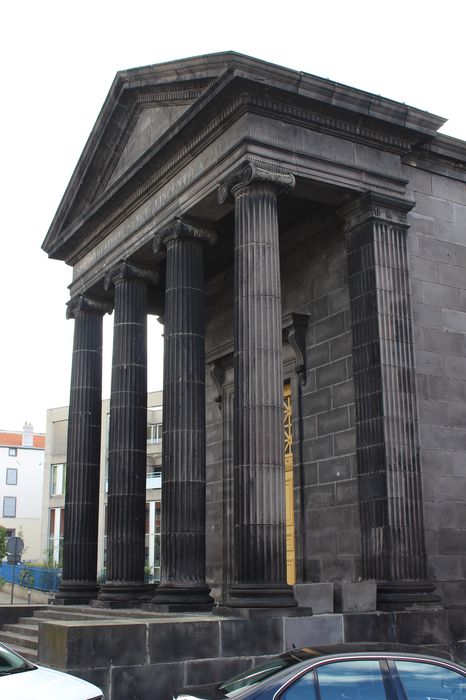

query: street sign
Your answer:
[6,537,24,556]
[7,555,21,564]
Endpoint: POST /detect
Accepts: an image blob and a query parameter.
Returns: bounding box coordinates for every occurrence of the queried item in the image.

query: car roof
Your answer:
[230,646,463,700]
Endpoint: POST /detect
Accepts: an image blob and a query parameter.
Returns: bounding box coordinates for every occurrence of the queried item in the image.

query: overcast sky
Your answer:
[1,0,465,433]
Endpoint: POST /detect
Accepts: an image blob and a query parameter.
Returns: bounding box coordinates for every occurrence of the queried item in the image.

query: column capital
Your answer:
[153,217,217,259]
[339,191,415,232]
[66,294,112,320]
[217,158,295,204]
[104,260,159,290]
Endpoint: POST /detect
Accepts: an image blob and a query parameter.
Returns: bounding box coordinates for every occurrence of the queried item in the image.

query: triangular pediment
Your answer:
[43,51,448,263]
[106,103,191,189]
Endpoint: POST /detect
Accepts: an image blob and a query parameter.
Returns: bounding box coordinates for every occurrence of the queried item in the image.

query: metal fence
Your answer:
[0,563,61,592]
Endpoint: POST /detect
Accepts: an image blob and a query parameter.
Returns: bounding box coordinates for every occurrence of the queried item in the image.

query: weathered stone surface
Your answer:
[334,582,377,613]
[294,583,334,613]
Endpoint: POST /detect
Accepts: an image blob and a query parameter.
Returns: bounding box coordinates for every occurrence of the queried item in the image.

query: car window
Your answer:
[280,670,316,699]
[0,645,32,675]
[316,660,387,700]
[394,661,466,700]
[219,651,317,696]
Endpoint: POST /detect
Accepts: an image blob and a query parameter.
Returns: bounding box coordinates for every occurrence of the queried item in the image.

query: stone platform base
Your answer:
[26,606,453,700]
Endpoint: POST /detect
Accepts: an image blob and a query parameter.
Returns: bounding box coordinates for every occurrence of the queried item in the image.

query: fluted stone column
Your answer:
[96,261,157,608]
[218,160,297,608]
[56,294,110,605]
[342,192,439,609]
[150,219,215,611]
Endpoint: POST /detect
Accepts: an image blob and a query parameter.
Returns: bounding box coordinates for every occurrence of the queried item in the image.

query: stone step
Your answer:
[5,641,38,662]
[0,629,38,651]
[32,608,107,622]
[3,622,39,636]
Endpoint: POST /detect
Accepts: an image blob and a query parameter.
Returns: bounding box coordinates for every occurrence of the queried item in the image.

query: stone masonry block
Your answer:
[334,582,377,613]
[220,617,283,657]
[317,407,350,435]
[315,312,346,343]
[149,619,220,662]
[410,257,439,282]
[422,281,460,309]
[41,621,147,669]
[316,359,348,389]
[294,583,334,613]
[186,656,252,686]
[395,610,449,645]
[443,309,466,333]
[112,662,183,700]
[424,328,464,355]
[284,614,343,648]
[344,612,396,643]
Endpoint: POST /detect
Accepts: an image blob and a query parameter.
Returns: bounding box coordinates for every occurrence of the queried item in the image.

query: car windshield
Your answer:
[218,648,320,696]
[0,644,35,676]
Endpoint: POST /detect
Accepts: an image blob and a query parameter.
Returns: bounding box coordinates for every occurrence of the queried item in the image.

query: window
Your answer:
[6,468,17,485]
[281,671,316,699]
[316,660,386,700]
[147,422,163,444]
[8,448,17,457]
[50,463,66,496]
[48,507,64,565]
[3,496,16,518]
[394,661,466,700]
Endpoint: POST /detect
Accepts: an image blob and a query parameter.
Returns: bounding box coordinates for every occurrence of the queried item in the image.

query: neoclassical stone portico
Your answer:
[42,52,466,629]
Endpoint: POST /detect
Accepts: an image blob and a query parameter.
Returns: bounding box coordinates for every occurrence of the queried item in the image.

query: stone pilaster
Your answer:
[342,192,439,608]
[150,219,215,611]
[218,160,297,608]
[95,261,158,608]
[56,294,111,605]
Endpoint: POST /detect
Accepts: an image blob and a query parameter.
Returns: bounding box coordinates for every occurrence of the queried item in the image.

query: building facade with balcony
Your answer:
[0,424,45,561]
[41,391,162,579]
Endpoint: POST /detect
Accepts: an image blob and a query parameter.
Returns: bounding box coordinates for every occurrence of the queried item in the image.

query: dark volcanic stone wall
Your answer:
[281,218,360,583]
[405,164,466,618]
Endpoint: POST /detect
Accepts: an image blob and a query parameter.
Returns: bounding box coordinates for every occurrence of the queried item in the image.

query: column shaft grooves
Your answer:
[233,185,286,586]
[347,213,427,583]
[106,278,147,584]
[62,310,103,585]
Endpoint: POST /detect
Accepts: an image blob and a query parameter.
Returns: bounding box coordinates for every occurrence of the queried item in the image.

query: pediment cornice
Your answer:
[43,52,455,264]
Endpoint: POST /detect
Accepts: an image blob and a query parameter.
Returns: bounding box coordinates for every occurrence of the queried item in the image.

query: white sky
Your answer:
[1,0,465,433]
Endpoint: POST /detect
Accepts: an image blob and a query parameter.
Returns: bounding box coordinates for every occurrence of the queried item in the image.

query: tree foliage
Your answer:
[0,526,7,560]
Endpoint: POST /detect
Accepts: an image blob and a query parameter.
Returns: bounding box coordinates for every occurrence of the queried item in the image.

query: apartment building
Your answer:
[41,391,162,579]
[0,423,45,561]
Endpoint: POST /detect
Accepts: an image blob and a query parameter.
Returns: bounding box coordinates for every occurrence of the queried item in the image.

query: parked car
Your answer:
[0,641,103,699]
[174,644,466,700]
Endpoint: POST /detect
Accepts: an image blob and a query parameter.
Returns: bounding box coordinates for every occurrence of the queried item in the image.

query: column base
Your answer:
[92,582,151,609]
[53,581,100,606]
[147,583,214,612]
[225,583,298,609]
[377,581,441,611]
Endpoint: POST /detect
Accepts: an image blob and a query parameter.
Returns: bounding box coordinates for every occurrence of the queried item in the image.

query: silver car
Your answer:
[0,641,103,699]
